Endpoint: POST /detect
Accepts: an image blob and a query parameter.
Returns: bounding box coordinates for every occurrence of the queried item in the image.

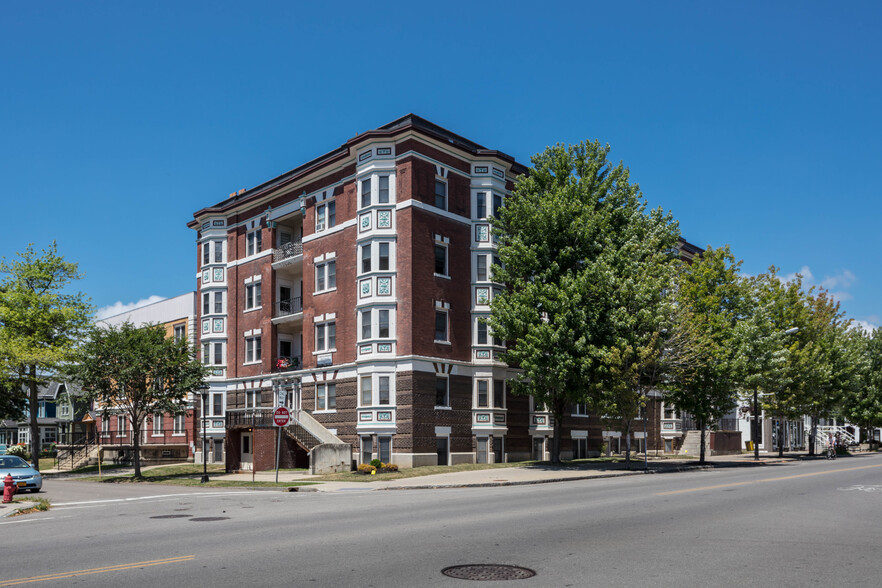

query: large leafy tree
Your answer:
[72,322,206,477]
[0,243,93,468]
[490,140,679,463]
[843,328,882,445]
[664,246,743,464]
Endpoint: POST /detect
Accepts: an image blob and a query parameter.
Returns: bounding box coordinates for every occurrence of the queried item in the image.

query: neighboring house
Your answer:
[189,114,680,473]
[93,293,201,465]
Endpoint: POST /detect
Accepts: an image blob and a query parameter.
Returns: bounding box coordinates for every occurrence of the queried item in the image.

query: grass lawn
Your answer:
[80,463,316,488]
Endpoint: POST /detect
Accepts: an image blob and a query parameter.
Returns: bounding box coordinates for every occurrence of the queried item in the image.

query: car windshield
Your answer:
[0,456,29,469]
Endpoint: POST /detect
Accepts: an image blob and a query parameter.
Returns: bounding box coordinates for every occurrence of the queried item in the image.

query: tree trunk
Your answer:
[623,421,632,470]
[699,419,707,464]
[27,364,41,471]
[551,403,563,463]
[809,416,818,456]
[777,418,785,457]
[132,416,142,477]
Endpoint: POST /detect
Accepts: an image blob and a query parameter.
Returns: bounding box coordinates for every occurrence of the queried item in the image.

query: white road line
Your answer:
[52,490,267,507]
[0,517,54,525]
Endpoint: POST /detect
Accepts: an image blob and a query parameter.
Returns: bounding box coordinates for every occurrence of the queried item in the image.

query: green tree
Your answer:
[733,269,803,457]
[843,328,882,446]
[0,243,93,469]
[664,246,743,464]
[71,322,206,477]
[489,140,679,463]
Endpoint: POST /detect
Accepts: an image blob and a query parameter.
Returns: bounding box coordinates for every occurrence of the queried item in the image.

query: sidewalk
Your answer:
[208,451,815,493]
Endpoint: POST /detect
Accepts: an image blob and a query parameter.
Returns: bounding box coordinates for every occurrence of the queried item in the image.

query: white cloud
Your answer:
[95,295,167,320]
[821,269,857,290]
[827,291,854,303]
[850,319,878,334]
[782,265,814,284]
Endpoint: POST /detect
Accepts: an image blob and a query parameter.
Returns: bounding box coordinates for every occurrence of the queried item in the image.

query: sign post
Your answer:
[272,406,291,483]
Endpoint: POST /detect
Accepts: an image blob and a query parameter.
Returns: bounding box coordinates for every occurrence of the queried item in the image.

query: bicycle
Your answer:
[826,444,836,460]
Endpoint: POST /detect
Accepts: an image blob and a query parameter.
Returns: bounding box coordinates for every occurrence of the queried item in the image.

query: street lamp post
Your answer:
[199,385,210,483]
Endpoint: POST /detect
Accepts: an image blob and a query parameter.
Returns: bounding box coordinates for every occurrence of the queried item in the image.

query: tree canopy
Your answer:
[490,140,679,463]
[72,321,206,476]
[0,242,92,468]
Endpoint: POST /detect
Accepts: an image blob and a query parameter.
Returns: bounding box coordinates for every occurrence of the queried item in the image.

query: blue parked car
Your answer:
[0,455,43,493]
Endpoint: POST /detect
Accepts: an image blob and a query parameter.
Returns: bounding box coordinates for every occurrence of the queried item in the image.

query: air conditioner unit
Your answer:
[315,223,325,231]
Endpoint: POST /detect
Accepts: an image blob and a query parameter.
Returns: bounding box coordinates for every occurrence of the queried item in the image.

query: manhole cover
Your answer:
[188,517,230,522]
[442,565,536,581]
[150,514,193,519]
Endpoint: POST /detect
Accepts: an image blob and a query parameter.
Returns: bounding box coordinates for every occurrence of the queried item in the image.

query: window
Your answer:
[202,242,210,266]
[477,255,490,282]
[492,194,503,217]
[213,394,223,416]
[494,380,505,408]
[361,309,372,340]
[378,436,391,463]
[493,256,501,281]
[202,343,210,365]
[361,245,371,273]
[60,403,70,417]
[316,322,336,351]
[477,380,489,408]
[245,390,260,409]
[573,403,589,416]
[476,319,488,345]
[435,376,449,407]
[378,376,390,405]
[245,282,262,310]
[434,310,448,342]
[316,201,336,231]
[153,413,162,435]
[361,436,373,465]
[378,243,390,271]
[476,192,487,219]
[213,342,223,365]
[378,176,389,203]
[361,376,372,406]
[202,292,210,315]
[316,383,336,411]
[245,336,262,363]
[173,414,184,435]
[246,229,262,256]
[118,415,127,436]
[434,244,447,276]
[174,324,185,343]
[378,310,390,338]
[316,260,336,292]
[214,292,223,314]
[361,178,372,207]
[214,240,224,263]
[573,438,588,459]
[434,179,447,210]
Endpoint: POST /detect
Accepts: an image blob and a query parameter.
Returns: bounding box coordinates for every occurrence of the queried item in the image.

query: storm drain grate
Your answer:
[188,517,230,522]
[150,515,193,519]
[442,565,536,581]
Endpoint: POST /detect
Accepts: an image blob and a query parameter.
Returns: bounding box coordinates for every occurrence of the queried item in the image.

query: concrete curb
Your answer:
[376,469,651,491]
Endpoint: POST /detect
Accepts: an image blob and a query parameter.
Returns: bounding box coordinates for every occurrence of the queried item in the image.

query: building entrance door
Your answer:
[241,433,253,471]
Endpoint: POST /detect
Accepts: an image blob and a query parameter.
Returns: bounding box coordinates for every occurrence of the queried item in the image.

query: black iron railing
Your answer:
[275,297,303,317]
[273,241,303,262]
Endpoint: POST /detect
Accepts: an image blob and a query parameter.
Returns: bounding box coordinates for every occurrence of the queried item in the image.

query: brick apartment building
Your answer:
[189,114,662,472]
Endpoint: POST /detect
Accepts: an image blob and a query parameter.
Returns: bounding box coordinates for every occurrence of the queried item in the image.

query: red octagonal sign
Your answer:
[273,406,291,427]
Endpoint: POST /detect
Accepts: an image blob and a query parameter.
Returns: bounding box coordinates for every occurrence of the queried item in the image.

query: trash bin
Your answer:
[745,440,754,451]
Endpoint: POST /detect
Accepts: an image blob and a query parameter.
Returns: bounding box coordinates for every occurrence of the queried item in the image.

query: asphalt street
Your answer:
[2,454,881,587]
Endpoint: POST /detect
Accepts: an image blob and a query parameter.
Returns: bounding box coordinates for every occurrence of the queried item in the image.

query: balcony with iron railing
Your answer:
[272,241,303,269]
[272,297,303,325]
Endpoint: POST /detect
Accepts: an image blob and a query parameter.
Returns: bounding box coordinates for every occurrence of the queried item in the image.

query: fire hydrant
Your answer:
[3,474,16,503]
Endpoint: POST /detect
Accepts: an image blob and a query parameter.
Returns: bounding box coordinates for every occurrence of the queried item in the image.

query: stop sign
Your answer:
[273,406,291,427]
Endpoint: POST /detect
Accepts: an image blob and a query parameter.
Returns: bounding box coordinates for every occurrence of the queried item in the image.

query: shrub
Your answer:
[370,458,382,469]
[357,463,376,475]
[380,463,399,472]
[7,444,30,461]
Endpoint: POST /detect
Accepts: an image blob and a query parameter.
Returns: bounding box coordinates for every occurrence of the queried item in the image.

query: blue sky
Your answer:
[2,1,879,329]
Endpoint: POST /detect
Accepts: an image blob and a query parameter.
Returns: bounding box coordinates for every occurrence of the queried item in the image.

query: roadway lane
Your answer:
[2,454,880,587]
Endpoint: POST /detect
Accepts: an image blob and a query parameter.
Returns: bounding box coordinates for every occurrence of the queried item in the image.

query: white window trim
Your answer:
[434,307,450,344]
[314,256,337,295]
[433,234,450,279]
[314,320,337,353]
[435,375,450,409]
[315,382,337,413]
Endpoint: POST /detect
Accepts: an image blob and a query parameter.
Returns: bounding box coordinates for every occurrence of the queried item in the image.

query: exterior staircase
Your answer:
[55,439,100,471]
[677,430,704,457]
[284,410,350,474]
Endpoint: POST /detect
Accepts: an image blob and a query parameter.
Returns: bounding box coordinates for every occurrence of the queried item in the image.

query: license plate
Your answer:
[17,481,26,488]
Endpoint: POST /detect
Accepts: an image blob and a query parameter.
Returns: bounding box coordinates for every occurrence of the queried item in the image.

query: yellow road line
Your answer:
[0,555,195,586]
[656,463,882,496]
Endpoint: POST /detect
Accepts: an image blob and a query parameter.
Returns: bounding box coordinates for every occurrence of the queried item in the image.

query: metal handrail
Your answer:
[275,297,303,316]
[273,241,303,262]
